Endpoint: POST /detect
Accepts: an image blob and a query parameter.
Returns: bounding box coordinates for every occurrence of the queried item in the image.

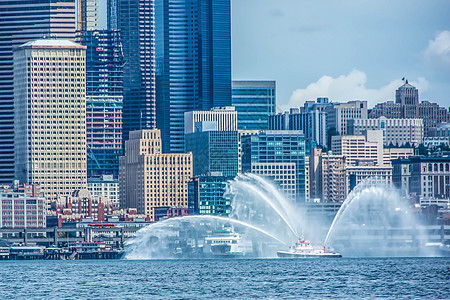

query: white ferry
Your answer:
[277,238,342,258]
[204,227,253,257]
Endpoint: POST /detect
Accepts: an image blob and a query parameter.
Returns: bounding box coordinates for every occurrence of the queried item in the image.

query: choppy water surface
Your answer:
[1,258,449,299]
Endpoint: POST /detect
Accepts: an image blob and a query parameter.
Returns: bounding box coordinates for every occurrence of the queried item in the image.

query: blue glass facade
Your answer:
[155,0,231,153]
[244,130,306,202]
[185,131,239,177]
[231,81,276,130]
[118,0,155,142]
[188,175,232,215]
[80,30,124,179]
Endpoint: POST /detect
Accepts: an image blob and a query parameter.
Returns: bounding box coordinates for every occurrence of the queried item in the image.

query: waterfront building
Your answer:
[251,163,297,201]
[119,129,192,221]
[184,107,237,135]
[393,156,450,199]
[185,122,239,177]
[331,130,384,167]
[0,182,46,229]
[326,100,368,135]
[14,40,87,204]
[87,175,120,210]
[117,0,156,141]
[154,207,191,221]
[348,117,423,147]
[369,82,450,136]
[0,0,76,184]
[243,130,306,202]
[79,30,124,178]
[232,81,276,130]
[155,0,232,153]
[56,189,113,225]
[188,173,232,215]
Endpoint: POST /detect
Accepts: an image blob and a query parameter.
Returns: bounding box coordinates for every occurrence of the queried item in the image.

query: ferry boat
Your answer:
[204,226,253,257]
[277,238,342,258]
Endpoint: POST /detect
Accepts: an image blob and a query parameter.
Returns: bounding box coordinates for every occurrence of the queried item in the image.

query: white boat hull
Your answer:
[277,250,342,258]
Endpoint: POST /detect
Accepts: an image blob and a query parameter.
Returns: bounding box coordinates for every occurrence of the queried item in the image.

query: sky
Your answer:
[231,0,450,112]
[98,1,449,112]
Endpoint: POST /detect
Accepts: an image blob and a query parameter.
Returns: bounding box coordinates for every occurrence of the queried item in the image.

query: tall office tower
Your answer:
[325,100,368,135]
[119,129,192,220]
[0,0,76,185]
[78,0,99,31]
[232,81,276,130]
[13,40,87,204]
[395,80,419,117]
[156,0,232,153]
[185,121,239,177]
[79,30,124,178]
[107,0,119,29]
[242,130,306,202]
[117,0,156,143]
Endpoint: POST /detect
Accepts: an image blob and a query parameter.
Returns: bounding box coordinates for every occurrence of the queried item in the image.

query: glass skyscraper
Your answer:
[79,30,124,179]
[0,0,76,184]
[185,128,239,178]
[117,0,156,142]
[232,81,276,130]
[155,0,232,153]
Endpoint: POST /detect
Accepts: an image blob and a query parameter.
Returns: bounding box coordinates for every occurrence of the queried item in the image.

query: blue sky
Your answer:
[231,0,450,111]
[99,1,449,111]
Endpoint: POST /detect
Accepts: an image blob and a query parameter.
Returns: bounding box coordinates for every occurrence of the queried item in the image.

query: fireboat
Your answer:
[277,238,342,258]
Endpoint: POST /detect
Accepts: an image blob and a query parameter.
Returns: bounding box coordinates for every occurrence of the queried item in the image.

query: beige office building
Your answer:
[119,129,193,221]
[251,162,297,201]
[14,39,87,204]
[332,130,384,166]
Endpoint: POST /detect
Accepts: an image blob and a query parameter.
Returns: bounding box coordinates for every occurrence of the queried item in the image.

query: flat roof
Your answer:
[17,39,85,49]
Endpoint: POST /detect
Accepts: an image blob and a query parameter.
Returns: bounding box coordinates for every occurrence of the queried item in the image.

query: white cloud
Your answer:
[284,70,429,111]
[425,30,450,66]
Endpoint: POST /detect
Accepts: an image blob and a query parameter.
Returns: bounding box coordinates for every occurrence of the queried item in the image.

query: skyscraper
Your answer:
[77,0,99,31]
[155,0,232,153]
[232,81,276,130]
[117,0,156,142]
[13,39,87,204]
[0,0,76,184]
[78,30,124,178]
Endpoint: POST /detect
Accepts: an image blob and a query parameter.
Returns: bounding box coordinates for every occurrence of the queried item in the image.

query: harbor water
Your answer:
[1,258,449,299]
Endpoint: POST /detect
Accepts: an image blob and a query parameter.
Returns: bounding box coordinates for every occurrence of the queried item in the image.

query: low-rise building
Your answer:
[87,175,120,210]
[56,189,113,226]
[393,156,450,199]
[0,183,46,228]
[188,173,232,215]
